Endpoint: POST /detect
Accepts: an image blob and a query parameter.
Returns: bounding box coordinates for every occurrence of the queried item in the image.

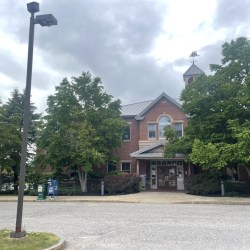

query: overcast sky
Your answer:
[0,0,250,113]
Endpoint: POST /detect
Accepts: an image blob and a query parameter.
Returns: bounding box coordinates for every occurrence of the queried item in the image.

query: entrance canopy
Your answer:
[130,142,185,160]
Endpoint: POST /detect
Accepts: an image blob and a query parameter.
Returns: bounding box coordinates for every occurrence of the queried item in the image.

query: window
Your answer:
[173,122,183,138]
[107,163,117,173]
[122,125,131,141]
[121,162,131,173]
[148,124,156,139]
[159,116,171,138]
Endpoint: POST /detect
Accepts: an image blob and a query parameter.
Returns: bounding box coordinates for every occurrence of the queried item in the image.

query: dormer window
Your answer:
[159,116,171,138]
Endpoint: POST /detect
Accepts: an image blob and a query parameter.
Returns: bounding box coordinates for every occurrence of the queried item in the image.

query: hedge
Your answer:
[103,172,141,194]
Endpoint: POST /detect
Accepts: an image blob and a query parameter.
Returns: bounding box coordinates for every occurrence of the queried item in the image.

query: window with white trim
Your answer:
[159,116,171,138]
[148,124,157,139]
[122,125,131,141]
[173,122,183,138]
[121,162,131,173]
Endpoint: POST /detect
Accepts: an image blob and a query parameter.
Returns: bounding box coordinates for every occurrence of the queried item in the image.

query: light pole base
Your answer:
[10,231,27,238]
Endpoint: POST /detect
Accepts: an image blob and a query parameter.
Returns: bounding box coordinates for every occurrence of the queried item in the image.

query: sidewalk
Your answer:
[0,191,250,205]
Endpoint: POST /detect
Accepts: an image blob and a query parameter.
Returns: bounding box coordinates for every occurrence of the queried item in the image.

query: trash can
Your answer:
[37,184,47,200]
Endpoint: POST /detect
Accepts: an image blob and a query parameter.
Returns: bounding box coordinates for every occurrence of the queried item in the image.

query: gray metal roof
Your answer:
[183,63,205,76]
[121,100,152,116]
[121,92,182,117]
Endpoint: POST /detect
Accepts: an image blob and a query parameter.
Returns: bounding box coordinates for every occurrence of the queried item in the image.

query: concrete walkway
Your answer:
[0,191,250,205]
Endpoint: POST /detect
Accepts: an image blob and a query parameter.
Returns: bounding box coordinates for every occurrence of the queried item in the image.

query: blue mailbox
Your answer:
[53,179,58,197]
[47,179,58,198]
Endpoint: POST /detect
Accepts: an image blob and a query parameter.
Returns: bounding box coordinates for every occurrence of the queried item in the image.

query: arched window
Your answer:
[159,116,171,138]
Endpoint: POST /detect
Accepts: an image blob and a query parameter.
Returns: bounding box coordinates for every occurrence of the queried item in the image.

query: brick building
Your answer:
[107,63,250,191]
[105,63,204,191]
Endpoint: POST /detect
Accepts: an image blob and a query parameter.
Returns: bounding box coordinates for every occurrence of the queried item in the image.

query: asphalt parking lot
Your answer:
[1,202,250,249]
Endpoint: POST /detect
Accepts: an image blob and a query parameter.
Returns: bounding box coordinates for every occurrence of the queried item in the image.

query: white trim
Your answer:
[147,123,157,139]
[122,123,131,142]
[158,115,172,139]
[120,161,131,173]
[150,164,157,189]
[173,122,184,138]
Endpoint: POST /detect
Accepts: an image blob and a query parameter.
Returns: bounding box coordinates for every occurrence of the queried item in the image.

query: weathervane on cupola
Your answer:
[183,51,204,87]
[189,51,199,64]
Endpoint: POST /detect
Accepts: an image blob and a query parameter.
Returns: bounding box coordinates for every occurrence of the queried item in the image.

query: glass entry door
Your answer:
[150,165,157,189]
[158,166,177,190]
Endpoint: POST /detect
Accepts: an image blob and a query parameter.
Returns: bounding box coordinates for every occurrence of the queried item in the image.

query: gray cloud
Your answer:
[213,0,250,29]
[32,0,174,104]
[173,41,223,78]
[0,52,24,82]
[1,0,250,113]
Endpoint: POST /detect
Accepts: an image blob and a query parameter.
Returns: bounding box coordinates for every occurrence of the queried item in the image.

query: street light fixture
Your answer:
[10,2,57,238]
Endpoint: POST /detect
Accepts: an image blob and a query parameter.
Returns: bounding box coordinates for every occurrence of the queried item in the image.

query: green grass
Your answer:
[0,230,60,250]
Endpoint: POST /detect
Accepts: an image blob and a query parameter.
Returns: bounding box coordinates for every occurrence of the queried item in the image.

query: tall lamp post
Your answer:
[10,2,57,238]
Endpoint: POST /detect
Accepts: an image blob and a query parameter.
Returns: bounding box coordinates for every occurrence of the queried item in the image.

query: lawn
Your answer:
[0,230,60,250]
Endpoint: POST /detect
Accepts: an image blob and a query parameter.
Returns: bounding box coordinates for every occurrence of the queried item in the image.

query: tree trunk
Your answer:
[77,166,88,192]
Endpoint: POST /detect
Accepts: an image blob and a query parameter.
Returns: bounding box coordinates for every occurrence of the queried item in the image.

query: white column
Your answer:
[136,160,139,175]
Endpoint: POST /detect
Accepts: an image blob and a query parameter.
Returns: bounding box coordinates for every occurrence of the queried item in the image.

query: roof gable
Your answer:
[135,92,181,120]
[183,63,204,77]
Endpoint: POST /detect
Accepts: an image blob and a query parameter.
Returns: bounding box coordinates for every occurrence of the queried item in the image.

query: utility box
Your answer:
[37,184,46,200]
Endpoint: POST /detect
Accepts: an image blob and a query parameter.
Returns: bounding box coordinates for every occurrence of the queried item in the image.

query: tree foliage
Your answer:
[0,89,41,189]
[165,37,250,171]
[36,72,126,192]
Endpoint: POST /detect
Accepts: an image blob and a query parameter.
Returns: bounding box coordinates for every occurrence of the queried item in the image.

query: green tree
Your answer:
[36,72,125,192]
[165,37,250,175]
[0,89,41,190]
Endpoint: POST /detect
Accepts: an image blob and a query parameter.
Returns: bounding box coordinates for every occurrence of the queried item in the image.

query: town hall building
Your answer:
[108,63,205,191]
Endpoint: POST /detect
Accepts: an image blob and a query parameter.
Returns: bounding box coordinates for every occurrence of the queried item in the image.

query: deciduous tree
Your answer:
[36,72,125,192]
[165,37,250,175]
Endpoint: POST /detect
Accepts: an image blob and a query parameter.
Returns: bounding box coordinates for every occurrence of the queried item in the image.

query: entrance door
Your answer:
[150,165,157,189]
[177,165,184,190]
[158,166,177,190]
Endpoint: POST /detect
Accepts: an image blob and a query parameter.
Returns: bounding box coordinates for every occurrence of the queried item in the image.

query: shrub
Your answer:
[103,172,141,194]
[225,181,250,196]
[187,170,227,195]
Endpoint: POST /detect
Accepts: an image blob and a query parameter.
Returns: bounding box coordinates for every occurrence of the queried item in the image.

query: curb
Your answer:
[44,235,65,250]
[173,201,250,205]
[0,198,250,205]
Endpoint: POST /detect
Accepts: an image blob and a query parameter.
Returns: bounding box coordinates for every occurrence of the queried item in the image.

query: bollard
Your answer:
[101,181,104,196]
[221,180,225,196]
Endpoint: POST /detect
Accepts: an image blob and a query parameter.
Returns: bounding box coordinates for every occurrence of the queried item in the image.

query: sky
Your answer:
[0,0,250,113]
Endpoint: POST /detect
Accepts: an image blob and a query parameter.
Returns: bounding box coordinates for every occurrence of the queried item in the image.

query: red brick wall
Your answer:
[116,97,187,175]
[116,117,139,173]
[139,97,187,140]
